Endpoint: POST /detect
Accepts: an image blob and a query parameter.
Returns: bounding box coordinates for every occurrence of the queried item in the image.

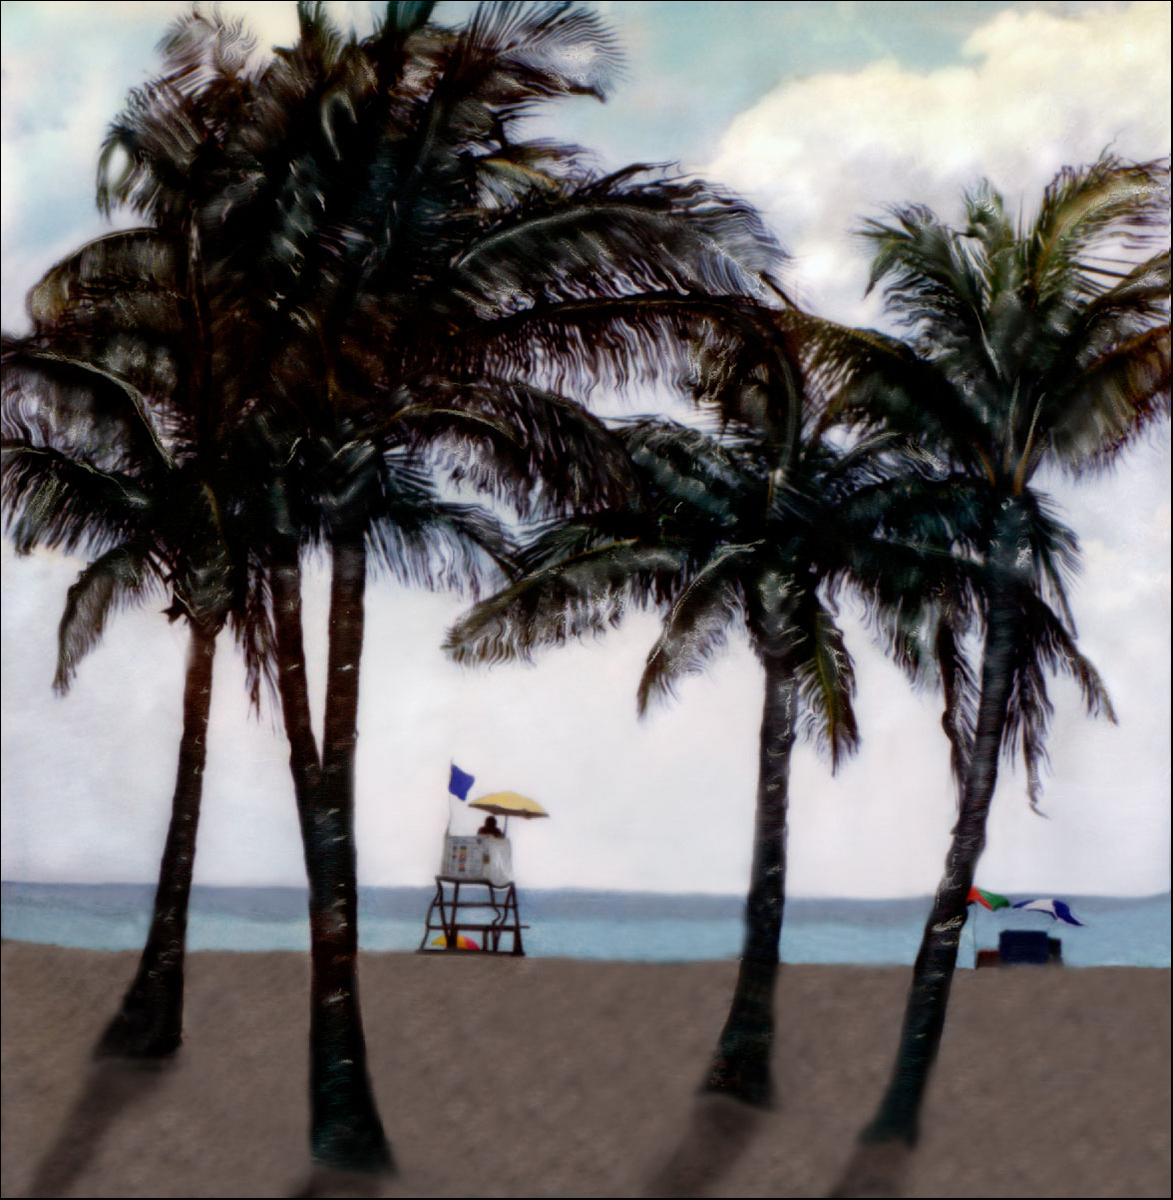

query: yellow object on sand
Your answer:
[430,935,480,950]
[468,792,549,819]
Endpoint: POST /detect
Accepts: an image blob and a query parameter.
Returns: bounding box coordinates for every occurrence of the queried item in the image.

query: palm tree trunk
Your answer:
[272,556,323,811]
[96,623,217,1058]
[831,579,1019,1196]
[704,660,796,1107]
[273,540,392,1174]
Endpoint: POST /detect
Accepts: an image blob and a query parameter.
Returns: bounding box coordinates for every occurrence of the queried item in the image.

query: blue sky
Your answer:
[2,1,1169,897]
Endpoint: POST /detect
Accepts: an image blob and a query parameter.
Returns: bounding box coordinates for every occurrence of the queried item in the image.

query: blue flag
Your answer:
[1013,898,1085,926]
[448,763,475,801]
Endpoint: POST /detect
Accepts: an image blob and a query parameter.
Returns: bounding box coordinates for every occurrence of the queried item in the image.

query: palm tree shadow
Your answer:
[826,1141,913,1199]
[26,1055,174,1198]
[288,1167,398,1198]
[643,1093,765,1198]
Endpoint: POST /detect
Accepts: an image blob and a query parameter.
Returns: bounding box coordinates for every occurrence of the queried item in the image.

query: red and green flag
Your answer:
[967,886,1010,910]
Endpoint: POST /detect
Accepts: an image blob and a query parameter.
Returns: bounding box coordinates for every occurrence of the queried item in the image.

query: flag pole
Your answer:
[446,762,454,837]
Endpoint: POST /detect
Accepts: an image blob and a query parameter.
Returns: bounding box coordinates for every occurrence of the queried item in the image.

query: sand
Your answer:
[1,940,1169,1198]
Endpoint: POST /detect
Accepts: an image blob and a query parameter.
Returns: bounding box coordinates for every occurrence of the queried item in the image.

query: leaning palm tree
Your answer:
[1,326,265,1058]
[446,399,973,1117]
[0,340,267,1199]
[1,0,275,1054]
[793,155,1171,1194]
[1,8,278,1063]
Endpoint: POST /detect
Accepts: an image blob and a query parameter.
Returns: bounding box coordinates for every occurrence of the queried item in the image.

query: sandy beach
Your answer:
[2,940,1168,1198]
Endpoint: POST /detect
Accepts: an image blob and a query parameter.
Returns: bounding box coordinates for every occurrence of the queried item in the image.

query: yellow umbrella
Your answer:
[468,792,549,833]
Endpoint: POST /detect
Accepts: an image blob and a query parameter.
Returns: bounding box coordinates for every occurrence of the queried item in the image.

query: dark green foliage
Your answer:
[813,157,1169,1188]
[446,392,974,1109]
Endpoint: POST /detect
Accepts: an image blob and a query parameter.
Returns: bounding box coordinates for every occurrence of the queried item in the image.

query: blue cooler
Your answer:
[999,930,1051,964]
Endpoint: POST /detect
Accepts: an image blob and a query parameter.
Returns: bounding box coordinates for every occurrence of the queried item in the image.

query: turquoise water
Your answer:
[2,883,1168,967]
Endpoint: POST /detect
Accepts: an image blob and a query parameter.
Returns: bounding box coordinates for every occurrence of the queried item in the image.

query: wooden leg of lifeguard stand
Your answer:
[445,880,459,949]
[418,880,440,951]
[509,884,525,956]
[424,877,450,951]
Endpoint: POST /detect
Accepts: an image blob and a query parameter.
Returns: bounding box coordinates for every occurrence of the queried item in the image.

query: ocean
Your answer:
[2,882,1168,967]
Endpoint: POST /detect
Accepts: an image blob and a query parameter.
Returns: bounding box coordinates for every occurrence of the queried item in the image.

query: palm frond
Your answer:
[1044,324,1171,475]
[451,1,622,107]
[366,488,511,600]
[861,205,995,387]
[791,598,859,771]
[2,339,177,472]
[1017,491,1081,630]
[511,508,653,576]
[619,418,759,530]
[98,72,236,224]
[374,2,437,40]
[963,180,1015,274]
[685,316,805,453]
[1024,155,1170,306]
[54,543,157,693]
[636,543,757,714]
[25,230,182,333]
[231,551,280,714]
[155,5,259,99]
[1001,585,1117,812]
[1,441,154,557]
[935,611,978,798]
[445,539,684,667]
[1068,250,1171,343]
[782,310,994,472]
[449,172,782,310]
[393,375,638,516]
[471,140,588,206]
[450,293,792,436]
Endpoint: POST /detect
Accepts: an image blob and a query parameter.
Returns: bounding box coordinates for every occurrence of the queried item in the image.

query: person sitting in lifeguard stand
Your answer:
[477,815,505,839]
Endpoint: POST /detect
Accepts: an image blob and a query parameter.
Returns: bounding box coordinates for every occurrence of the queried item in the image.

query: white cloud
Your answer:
[707,1,1171,323]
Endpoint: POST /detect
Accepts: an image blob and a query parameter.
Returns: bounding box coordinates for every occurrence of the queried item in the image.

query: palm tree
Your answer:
[445,393,973,1117]
[793,155,1171,1194]
[2,326,263,1058]
[1,441,245,1200]
[0,4,278,1056]
[2,9,281,1064]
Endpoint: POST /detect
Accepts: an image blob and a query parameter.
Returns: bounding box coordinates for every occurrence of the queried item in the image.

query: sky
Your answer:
[1,0,1169,898]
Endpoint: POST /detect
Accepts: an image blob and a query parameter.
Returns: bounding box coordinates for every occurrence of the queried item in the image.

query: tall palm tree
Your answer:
[445,395,972,1113]
[1,1,275,1058]
[3,10,283,1064]
[793,155,1171,1193]
[2,319,265,1058]
[247,0,799,1171]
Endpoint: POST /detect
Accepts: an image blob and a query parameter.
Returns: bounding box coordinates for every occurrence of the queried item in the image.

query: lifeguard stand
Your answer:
[418,834,528,955]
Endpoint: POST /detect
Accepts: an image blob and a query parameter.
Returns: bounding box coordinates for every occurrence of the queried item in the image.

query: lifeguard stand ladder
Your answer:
[418,835,528,955]
[418,876,527,955]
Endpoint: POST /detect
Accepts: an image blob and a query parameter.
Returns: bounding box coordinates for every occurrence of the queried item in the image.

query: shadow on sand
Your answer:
[289,1167,393,1198]
[26,1055,173,1198]
[827,1140,914,1198]
[643,1092,766,1198]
